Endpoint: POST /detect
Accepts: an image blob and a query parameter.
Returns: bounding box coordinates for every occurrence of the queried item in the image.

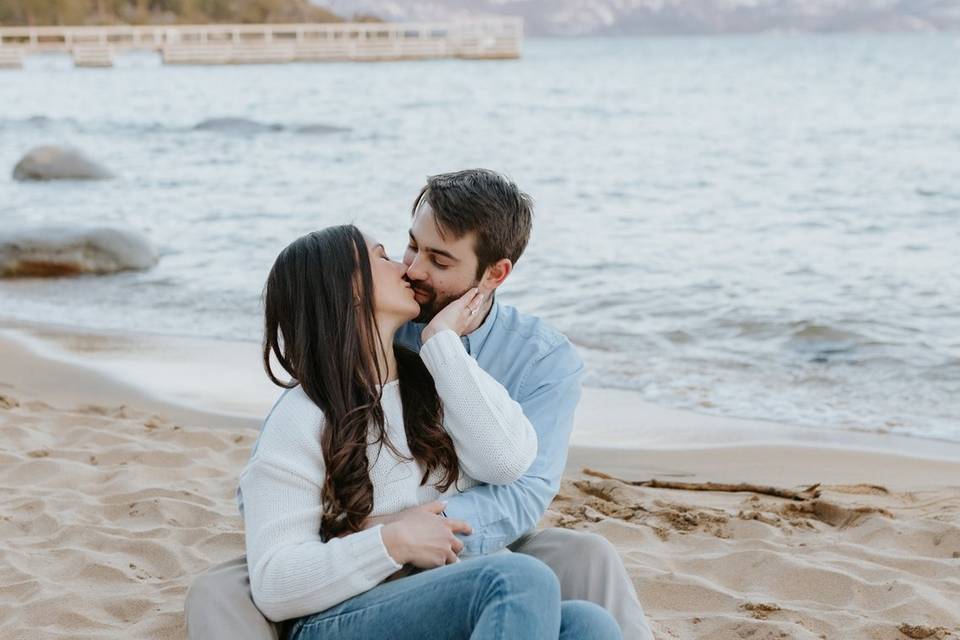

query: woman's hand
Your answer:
[380,501,473,568]
[421,288,485,343]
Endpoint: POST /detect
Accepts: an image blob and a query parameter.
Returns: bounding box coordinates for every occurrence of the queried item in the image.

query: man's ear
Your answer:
[480,258,513,292]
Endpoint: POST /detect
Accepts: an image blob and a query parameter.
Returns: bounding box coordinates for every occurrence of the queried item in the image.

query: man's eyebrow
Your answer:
[407,229,459,262]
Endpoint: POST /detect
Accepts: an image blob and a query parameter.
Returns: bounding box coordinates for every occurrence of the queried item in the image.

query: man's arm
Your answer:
[441,342,584,556]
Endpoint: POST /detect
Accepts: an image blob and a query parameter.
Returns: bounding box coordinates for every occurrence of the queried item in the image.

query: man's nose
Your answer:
[405,255,427,282]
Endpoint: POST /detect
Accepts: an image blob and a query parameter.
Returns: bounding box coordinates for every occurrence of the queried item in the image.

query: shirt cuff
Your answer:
[419,329,465,369]
[442,494,508,557]
[346,524,403,582]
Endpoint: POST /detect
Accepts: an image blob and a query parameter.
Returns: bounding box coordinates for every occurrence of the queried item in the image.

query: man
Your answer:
[185,169,653,640]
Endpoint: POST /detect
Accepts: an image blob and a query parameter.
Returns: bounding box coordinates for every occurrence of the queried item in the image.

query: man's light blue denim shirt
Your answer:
[238,298,585,556]
[396,299,585,555]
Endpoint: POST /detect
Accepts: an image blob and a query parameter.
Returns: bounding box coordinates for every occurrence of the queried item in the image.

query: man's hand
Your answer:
[421,288,485,343]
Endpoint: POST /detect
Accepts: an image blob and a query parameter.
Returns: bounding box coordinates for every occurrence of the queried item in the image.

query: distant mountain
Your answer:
[318,0,960,35]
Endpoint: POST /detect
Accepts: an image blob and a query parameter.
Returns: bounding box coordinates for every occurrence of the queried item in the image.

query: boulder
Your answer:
[0,227,159,277]
[193,117,283,134]
[12,146,114,181]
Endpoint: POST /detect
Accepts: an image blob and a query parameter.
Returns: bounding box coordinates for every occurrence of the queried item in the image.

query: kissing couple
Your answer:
[185,169,655,640]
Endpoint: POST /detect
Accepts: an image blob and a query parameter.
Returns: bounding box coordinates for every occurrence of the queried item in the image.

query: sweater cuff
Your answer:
[420,329,466,369]
[346,524,403,582]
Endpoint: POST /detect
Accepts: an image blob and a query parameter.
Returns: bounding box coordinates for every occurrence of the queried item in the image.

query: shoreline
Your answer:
[2,315,959,463]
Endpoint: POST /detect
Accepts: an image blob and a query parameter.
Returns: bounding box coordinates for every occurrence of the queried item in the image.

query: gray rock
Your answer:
[293,123,351,135]
[0,226,159,277]
[13,146,114,181]
[193,117,283,134]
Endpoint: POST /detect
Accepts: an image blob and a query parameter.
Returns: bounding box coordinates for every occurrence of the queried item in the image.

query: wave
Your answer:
[0,115,351,137]
[785,322,864,351]
[192,117,351,136]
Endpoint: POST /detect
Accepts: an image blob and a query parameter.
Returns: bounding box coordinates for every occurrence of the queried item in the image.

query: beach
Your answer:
[3,25,960,640]
[1,320,958,640]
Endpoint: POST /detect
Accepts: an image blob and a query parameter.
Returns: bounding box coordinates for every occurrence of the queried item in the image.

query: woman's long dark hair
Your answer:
[262,225,459,541]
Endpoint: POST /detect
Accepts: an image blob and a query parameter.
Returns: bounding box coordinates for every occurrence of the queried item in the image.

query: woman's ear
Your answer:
[351,271,363,307]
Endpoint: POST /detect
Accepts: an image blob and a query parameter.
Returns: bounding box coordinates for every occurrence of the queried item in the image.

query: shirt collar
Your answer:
[462,295,500,356]
[406,294,500,356]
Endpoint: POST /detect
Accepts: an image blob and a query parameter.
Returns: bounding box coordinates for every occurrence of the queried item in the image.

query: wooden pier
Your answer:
[0,18,523,68]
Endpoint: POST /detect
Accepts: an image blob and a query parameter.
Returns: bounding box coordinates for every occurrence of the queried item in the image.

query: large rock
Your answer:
[0,227,159,277]
[12,146,114,181]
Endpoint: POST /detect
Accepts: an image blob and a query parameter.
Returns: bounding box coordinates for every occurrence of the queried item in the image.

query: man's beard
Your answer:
[411,282,479,324]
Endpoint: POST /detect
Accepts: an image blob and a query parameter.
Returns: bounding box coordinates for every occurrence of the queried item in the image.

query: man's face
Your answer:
[404,203,482,324]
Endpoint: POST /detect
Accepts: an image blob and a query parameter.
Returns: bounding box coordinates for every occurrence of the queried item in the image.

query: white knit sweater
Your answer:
[239,329,538,622]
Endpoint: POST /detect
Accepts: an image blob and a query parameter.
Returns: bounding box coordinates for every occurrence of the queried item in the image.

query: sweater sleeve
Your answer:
[240,453,402,622]
[419,329,537,485]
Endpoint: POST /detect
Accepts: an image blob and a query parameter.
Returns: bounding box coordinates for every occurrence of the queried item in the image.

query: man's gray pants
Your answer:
[184,527,654,640]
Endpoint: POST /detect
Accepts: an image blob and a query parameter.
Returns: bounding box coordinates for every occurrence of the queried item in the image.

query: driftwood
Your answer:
[582,468,821,501]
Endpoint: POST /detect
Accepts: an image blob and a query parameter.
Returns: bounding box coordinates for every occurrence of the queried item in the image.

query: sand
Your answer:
[0,388,249,639]
[548,468,960,639]
[1,322,959,639]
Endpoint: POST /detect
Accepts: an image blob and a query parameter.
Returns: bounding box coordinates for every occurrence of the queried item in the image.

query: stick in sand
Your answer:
[582,468,821,501]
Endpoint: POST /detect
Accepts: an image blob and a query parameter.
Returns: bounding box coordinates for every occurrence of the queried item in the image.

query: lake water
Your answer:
[1,34,958,441]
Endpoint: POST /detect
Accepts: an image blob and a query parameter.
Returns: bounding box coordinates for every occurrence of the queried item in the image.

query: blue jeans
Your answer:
[286,553,622,640]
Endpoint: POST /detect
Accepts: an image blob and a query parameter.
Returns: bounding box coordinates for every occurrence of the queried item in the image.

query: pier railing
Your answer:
[0,18,523,67]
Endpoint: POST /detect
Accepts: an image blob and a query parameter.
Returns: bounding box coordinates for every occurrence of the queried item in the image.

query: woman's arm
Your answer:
[419,329,537,485]
[240,455,402,622]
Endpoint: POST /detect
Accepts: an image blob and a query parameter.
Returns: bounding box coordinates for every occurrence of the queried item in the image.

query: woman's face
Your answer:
[365,234,420,323]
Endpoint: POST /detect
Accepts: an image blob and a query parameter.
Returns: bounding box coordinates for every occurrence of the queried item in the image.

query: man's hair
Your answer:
[412,169,533,279]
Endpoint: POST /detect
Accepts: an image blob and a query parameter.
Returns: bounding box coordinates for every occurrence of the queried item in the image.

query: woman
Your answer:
[239,225,622,639]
